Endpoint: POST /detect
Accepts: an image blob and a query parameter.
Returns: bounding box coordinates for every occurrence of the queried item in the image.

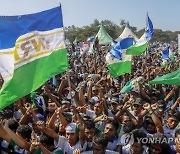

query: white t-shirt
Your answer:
[163,124,175,145]
[117,133,134,147]
[56,136,86,153]
[122,144,148,154]
[81,150,119,154]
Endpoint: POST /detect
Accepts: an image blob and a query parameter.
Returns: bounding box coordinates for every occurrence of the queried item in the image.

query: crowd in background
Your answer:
[0,40,179,154]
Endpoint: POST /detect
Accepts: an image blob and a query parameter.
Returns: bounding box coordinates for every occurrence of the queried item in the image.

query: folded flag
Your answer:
[120,76,145,93]
[149,69,180,85]
[120,79,134,93]
[106,37,134,77]
[126,14,154,56]
[0,6,68,110]
[162,46,175,62]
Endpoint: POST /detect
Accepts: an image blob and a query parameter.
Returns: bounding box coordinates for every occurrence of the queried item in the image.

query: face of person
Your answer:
[109,88,116,95]
[122,115,131,125]
[94,103,102,115]
[175,134,180,152]
[146,121,156,133]
[89,103,95,110]
[66,132,78,146]
[133,104,142,115]
[104,123,116,139]
[101,85,106,93]
[92,88,99,95]
[130,142,143,154]
[84,128,95,142]
[59,123,65,133]
[110,102,118,111]
[114,84,120,92]
[92,142,106,154]
[167,116,178,129]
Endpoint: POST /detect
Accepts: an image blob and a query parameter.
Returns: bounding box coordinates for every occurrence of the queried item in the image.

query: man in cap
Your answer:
[61,100,71,112]
[130,97,144,119]
[108,97,120,117]
[36,122,86,153]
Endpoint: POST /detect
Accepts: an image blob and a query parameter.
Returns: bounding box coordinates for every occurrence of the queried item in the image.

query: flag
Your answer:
[106,37,134,77]
[149,69,180,85]
[95,24,112,44]
[126,14,153,56]
[111,39,118,47]
[79,41,90,54]
[87,37,95,43]
[0,6,68,110]
[36,95,46,111]
[120,77,145,93]
[120,79,134,93]
[49,76,57,87]
[145,14,154,41]
[162,46,175,62]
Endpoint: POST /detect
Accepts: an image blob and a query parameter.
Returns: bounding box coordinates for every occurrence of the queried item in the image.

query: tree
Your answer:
[64,19,179,44]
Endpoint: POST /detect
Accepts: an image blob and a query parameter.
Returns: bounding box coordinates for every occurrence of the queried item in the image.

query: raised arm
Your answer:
[4,120,31,151]
[143,103,164,134]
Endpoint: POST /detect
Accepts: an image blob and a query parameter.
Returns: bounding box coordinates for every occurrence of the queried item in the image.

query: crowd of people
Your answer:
[0,40,179,154]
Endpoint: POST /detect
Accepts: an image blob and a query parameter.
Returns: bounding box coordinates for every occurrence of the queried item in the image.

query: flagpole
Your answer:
[67,70,73,103]
[59,3,72,102]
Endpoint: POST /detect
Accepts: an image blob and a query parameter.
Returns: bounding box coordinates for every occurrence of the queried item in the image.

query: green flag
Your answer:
[149,69,180,85]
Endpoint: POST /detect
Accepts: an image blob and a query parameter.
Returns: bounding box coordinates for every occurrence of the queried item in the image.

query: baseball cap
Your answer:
[110,97,119,104]
[133,98,143,106]
[65,123,79,133]
[89,96,99,104]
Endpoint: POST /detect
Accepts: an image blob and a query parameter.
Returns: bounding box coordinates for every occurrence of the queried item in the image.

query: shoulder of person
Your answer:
[105,149,119,154]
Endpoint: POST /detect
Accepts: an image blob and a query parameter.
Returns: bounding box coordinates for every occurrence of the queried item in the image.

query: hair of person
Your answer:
[8,118,19,132]
[123,121,136,133]
[175,128,180,137]
[1,109,13,119]
[150,133,171,154]
[84,119,95,130]
[105,119,119,131]
[62,112,72,123]
[93,133,108,148]
[168,111,180,121]
[132,129,147,143]
[39,133,54,146]
[33,106,44,115]
[16,125,32,141]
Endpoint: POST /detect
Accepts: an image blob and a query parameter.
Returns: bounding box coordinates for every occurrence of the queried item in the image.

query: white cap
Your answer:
[65,123,78,133]
[62,100,70,104]
[89,96,99,104]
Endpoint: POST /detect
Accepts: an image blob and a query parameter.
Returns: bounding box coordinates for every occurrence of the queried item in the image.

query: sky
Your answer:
[0,0,179,32]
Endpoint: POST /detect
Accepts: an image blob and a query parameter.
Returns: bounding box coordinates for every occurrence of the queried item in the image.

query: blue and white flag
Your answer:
[36,95,46,111]
[106,37,134,77]
[126,14,154,56]
[162,46,175,62]
[145,13,154,42]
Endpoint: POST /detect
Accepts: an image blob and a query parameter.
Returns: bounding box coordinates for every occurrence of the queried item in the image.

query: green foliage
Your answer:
[64,19,179,43]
